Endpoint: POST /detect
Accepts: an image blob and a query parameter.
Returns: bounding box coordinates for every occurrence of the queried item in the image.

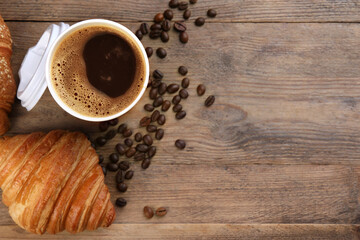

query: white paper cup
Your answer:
[45,19,149,122]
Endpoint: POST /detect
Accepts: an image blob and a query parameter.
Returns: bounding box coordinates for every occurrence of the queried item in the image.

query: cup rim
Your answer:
[45,19,149,122]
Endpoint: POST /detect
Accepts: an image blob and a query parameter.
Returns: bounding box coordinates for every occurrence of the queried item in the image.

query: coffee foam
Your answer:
[50,25,146,118]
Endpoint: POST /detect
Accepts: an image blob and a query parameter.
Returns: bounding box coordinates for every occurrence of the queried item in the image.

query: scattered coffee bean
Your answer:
[118,123,127,134]
[147,125,158,133]
[134,152,146,161]
[153,96,164,107]
[172,95,181,104]
[140,23,150,34]
[115,198,127,207]
[190,0,197,4]
[207,9,217,18]
[151,110,161,122]
[178,1,188,10]
[117,183,128,192]
[176,110,187,119]
[109,118,119,126]
[126,147,136,158]
[162,100,171,111]
[125,170,134,180]
[102,166,107,176]
[182,78,190,88]
[143,134,153,146]
[135,29,143,40]
[144,206,154,219]
[155,129,164,140]
[174,21,187,32]
[162,20,171,31]
[151,23,162,30]
[107,163,119,172]
[164,9,174,20]
[205,95,215,107]
[167,84,180,94]
[178,66,188,75]
[124,138,133,147]
[156,48,167,58]
[96,137,107,146]
[179,89,189,99]
[142,158,151,169]
[183,9,191,19]
[99,121,109,132]
[157,114,166,125]
[169,0,179,8]
[140,116,151,127]
[152,80,162,88]
[158,83,167,95]
[105,130,116,139]
[145,47,153,57]
[116,170,124,184]
[161,31,170,42]
[135,132,143,142]
[195,17,205,26]
[156,207,167,217]
[175,139,186,149]
[118,160,130,171]
[173,103,183,112]
[136,144,150,152]
[153,69,164,80]
[197,84,206,96]
[116,143,127,155]
[154,13,164,23]
[179,32,189,43]
[110,153,120,163]
[144,104,155,112]
[98,154,104,164]
[149,87,158,100]
[148,146,157,158]
[123,129,133,137]
[149,29,161,39]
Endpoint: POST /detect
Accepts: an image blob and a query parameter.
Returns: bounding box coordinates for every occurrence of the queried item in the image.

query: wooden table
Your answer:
[1,0,360,239]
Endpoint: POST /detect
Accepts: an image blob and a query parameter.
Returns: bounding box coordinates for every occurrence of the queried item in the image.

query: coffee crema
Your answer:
[50,25,146,118]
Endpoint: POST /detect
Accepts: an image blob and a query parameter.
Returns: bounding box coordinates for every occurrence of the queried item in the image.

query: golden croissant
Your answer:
[0,15,16,135]
[0,130,116,234]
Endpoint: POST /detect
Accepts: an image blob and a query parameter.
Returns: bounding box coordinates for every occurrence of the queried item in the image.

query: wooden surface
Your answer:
[1,0,360,239]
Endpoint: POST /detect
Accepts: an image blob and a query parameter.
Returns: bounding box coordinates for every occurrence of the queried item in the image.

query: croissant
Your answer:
[0,15,16,135]
[0,130,115,234]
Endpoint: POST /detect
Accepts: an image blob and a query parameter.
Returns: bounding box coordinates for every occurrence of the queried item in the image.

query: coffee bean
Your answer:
[182,78,190,88]
[125,170,134,180]
[149,87,158,100]
[183,9,191,19]
[154,13,164,23]
[147,125,157,133]
[118,160,130,171]
[144,104,155,112]
[153,96,164,107]
[143,134,153,146]
[155,129,164,140]
[115,198,127,207]
[96,137,107,146]
[178,66,188,76]
[162,100,171,112]
[176,110,187,119]
[157,114,166,125]
[207,9,217,18]
[152,80,162,89]
[148,146,157,158]
[205,95,215,107]
[197,84,206,96]
[175,139,186,149]
[107,163,119,172]
[123,129,133,137]
[108,118,119,126]
[179,89,189,99]
[135,29,143,40]
[164,9,174,20]
[102,166,107,176]
[145,47,153,57]
[156,48,167,58]
[149,29,161,39]
[144,206,154,219]
[109,153,119,163]
[116,170,124,183]
[116,143,127,155]
[190,0,197,4]
[173,103,183,112]
[142,158,151,169]
[172,95,181,104]
[140,23,150,34]
[134,152,146,161]
[136,144,150,152]
[99,121,109,132]
[126,147,136,158]
[118,123,127,134]
[179,32,189,43]
[167,84,180,94]
[155,207,167,217]
[158,83,167,95]
[153,69,164,80]
[117,183,128,192]
[195,17,205,26]
[98,154,104,164]
[161,31,170,42]
[174,21,187,32]
[135,132,143,142]
[162,20,171,31]
[124,138,133,147]
[140,116,151,127]
[151,110,161,122]
[178,1,188,10]
[105,130,116,139]
[151,23,162,30]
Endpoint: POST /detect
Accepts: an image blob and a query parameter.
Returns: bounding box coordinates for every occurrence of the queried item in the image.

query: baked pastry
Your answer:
[0,130,115,234]
[0,15,16,135]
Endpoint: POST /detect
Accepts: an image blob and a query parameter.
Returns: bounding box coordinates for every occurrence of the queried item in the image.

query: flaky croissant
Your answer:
[0,130,115,234]
[0,15,16,135]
